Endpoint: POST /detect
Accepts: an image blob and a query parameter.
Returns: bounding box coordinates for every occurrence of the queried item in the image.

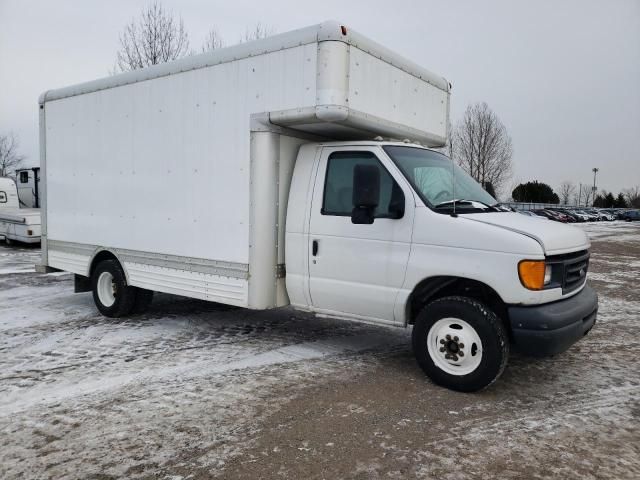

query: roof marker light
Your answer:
[340,25,348,35]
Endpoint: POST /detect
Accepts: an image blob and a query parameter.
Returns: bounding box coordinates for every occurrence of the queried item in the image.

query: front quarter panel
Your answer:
[396,207,566,324]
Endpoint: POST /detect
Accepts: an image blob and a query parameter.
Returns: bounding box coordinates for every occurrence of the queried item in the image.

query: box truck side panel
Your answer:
[44,44,318,307]
[45,43,317,259]
[40,21,451,310]
[267,40,449,146]
[347,47,449,143]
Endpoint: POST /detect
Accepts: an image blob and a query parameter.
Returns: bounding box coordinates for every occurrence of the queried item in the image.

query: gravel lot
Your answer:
[1,222,639,479]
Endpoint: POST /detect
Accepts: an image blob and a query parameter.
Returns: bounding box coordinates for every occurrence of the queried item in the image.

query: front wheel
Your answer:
[412,296,509,392]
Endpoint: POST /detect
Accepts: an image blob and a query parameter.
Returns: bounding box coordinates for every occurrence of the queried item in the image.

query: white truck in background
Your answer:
[0,177,41,244]
[37,21,597,391]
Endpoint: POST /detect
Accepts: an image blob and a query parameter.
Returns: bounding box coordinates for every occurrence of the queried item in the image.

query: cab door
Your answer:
[307,146,414,324]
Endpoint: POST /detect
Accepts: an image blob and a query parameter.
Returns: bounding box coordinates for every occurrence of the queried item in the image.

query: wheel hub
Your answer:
[427,318,483,376]
[97,271,117,307]
[439,334,466,361]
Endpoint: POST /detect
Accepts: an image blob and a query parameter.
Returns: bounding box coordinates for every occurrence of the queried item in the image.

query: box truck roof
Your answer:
[39,21,449,104]
[40,21,450,146]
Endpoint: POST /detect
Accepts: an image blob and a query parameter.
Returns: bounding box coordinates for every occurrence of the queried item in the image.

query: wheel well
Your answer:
[406,276,509,332]
[89,250,120,277]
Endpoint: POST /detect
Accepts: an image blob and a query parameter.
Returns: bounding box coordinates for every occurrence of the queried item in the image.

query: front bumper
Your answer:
[508,284,598,356]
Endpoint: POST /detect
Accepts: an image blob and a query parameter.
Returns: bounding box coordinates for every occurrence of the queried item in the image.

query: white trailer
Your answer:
[39,21,597,391]
[0,177,41,244]
[15,167,41,208]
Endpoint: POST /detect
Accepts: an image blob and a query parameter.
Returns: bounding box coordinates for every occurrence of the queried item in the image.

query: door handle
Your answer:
[312,240,318,256]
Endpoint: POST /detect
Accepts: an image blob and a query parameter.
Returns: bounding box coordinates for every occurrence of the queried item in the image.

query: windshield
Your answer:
[383,146,497,212]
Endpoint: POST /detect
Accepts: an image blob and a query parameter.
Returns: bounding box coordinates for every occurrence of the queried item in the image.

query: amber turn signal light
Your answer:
[518,260,546,290]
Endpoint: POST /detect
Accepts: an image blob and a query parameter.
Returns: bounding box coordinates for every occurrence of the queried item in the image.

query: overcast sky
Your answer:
[1,0,638,196]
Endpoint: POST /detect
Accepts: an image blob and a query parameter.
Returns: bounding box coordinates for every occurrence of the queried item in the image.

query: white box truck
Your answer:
[37,21,597,391]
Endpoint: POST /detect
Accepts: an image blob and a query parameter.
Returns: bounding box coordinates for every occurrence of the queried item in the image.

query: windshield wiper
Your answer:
[435,199,471,208]
[435,199,500,211]
[434,198,503,212]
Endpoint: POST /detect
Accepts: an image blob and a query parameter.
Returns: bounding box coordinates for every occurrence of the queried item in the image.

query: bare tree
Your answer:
[579,184,593,207]
[572,190,581,206]
[115,1,190,72]
[452,102,513,197]
[559,181,576,205]
[202,28,224,52]
[0,132,25,178]
[241,23,276,42]
[623,186,640,208]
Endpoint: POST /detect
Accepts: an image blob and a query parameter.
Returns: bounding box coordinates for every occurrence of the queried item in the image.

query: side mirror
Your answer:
[388,182,405,219]
[351,164,380,224]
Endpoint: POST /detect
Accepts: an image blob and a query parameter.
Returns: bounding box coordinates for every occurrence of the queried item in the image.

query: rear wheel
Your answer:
[91,259,137,317]
[412,296,509,392]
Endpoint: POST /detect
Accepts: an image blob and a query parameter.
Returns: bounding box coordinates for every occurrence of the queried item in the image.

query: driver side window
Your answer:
[321,151,403,218]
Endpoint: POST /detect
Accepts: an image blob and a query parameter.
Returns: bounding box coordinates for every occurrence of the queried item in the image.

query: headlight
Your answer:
[518,261,554,290]
[518,260,546,290]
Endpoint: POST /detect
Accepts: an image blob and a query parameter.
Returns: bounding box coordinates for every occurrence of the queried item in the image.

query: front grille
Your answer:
[547,250,590,294]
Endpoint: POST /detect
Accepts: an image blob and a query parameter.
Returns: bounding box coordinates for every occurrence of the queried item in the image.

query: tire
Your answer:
[132,288,154,315]
[91,259,137,318]
[412,296,509,392]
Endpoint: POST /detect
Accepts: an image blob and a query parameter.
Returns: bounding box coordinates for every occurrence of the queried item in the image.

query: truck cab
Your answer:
[286,141,598,391]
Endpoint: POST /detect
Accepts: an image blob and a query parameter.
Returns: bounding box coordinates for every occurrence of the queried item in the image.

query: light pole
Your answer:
[592,168,599,206]
[578,182,582,207]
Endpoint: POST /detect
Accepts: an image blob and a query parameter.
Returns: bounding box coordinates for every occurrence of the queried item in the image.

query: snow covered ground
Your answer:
[576,218,640,242]
[1,223,639,479]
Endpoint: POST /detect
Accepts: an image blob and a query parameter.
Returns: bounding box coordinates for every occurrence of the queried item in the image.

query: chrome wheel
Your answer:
[427,317,483,376]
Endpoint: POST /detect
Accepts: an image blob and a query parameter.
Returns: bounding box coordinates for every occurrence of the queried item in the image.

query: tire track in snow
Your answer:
[442,384,640,443]
[0,331,397,415]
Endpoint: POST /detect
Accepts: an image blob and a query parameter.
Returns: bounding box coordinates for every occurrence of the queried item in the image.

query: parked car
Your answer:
[575,209,599,221]
[532,209,556,220]
[536,209,572,223]
[594,209,615,221]
[621,210,640,221]
[558,211,575,222]
[546,209,575,223]
[518,210,545,218]
[584,209,607,221]
[564,210,588,222]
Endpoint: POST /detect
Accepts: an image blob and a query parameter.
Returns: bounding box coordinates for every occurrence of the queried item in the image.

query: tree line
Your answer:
[593,187,639,208]
[510,180,639,208]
